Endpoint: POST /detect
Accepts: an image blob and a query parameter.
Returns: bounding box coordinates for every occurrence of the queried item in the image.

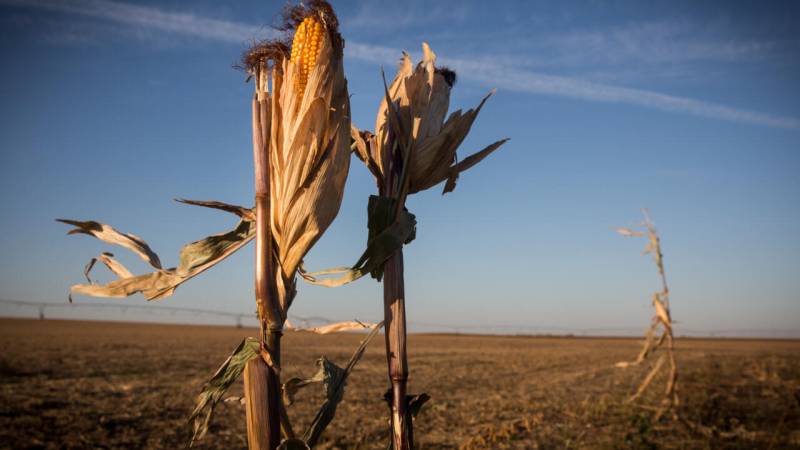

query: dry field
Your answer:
[0,319,798,449]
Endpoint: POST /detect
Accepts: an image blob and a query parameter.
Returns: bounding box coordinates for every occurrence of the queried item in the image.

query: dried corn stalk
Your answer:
[302,43,508,449]
[368,44,507,450]
[615,209,678,420]
[60,2,357,448]
[228,2,352,447]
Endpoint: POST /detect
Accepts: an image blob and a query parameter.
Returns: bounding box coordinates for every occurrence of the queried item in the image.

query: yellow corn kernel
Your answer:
[290,15,324,97]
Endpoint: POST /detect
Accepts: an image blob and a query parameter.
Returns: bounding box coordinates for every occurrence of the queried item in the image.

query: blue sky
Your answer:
[0,0,798,336]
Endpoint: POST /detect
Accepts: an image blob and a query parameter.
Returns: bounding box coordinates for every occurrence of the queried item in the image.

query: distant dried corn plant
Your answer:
[615,209,678,420]
[59,2,381,449]
[302,43,508,449]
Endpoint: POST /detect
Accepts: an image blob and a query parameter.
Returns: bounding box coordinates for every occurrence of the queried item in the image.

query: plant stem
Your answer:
[244,352,281,449]
[383,248,410,450]
[244,67,282,450]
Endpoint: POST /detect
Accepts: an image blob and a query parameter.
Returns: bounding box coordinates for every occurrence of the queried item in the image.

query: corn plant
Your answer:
[302,44,508,449]
[615,209,678,420]
[58,2,382,449]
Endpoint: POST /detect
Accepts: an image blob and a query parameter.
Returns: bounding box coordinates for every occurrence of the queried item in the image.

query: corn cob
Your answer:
[290,15,324,97]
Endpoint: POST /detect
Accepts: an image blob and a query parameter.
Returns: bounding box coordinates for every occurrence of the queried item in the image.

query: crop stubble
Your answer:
[1,319,798,449]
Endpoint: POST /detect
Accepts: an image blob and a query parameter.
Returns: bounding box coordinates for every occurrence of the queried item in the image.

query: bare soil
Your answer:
[1,319,798,449]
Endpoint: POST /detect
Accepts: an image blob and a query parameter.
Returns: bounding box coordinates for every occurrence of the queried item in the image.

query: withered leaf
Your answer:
[298,196,416,286]
[62,200,256,301]
[175,198,255,221]
[189,337,261,445]
[58,219,162,269]
[83,252,134,283]
[443,138,509,194]
[302,321,383,447]
[286,319,375,335]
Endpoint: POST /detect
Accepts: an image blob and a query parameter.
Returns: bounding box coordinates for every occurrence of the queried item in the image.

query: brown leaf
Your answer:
[288,320,375,335]
[443,138,509,194]
[62,201,256,301]
[615,227,644,237]
[57,219,162,269]
[83,252,134,283]
[176,198,255,221]
[189,337,261,445]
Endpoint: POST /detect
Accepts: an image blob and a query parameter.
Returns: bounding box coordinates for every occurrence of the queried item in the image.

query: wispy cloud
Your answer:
[535,21,776,67]
[0,0,277,43]
[444,56,799,129]
[343,0,471,31]
[2,0,797,129]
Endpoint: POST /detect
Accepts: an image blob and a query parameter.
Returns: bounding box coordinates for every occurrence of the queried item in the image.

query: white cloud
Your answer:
[535,21,775,67]
[0,0,277,43]
[343,0,470,31]
[2,0,797,129]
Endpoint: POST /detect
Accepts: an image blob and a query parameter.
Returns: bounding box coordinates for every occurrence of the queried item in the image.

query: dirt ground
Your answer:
[0,319,798,449]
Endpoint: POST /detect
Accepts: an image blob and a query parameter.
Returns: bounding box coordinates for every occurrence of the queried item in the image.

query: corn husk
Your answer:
[254,19,351,315]
[354,43,508,196]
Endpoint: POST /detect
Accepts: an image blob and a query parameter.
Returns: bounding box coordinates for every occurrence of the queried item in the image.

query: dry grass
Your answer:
[1,319,799,449]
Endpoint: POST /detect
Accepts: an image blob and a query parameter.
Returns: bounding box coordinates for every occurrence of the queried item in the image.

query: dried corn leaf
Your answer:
[189,337,261,445]
[298,196,416,286]
[176,198,255,221]
[305,320,373,334]
[177,217,254,276]
[615,227,644,237]
[282,367,327,407]
[83,252,134,283]
[653,294,672,329]
[350,126,383,192]
[628,354,666,403]
[442,138,510,194]
[287,320,374,335]
[616,323,658,368]
[58,219,162,269]
[62,200,256,301]
[302,321,383,447]
[70,271,182,300]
